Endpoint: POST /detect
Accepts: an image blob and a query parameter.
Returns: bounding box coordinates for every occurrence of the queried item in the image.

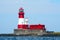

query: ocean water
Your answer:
[0,36,60,40]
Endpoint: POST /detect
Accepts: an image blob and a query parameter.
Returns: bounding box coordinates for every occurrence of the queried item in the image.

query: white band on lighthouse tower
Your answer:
[18,18,24,25]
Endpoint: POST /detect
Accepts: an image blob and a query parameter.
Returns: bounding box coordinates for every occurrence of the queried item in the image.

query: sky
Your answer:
[0,0,60,33]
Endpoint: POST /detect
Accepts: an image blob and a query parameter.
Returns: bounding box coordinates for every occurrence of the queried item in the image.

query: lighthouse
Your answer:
[18,8,28,29]
[14,7,46,35]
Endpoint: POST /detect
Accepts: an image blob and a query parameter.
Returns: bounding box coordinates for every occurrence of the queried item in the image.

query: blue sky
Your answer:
[0,0,60,33]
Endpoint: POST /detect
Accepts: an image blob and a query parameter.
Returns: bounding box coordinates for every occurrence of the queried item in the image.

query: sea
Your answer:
[0,36,60,40]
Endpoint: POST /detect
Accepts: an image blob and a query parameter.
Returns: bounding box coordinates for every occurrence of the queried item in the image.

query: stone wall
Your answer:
[14,29,46,35]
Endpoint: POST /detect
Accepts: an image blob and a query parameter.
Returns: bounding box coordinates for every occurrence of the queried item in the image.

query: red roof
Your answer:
[19,8,24,10]
[30,24,45,30]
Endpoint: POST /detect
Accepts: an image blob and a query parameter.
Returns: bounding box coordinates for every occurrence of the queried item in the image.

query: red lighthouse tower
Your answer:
[19,8,24,18]
[18,8,28,29]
